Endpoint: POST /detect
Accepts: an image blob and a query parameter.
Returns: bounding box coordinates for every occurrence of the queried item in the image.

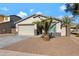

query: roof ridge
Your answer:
[16,14,62,24]
[16,14,49,24]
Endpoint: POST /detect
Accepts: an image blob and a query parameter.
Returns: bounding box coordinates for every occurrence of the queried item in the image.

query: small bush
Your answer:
[72,32,79,37]
[76,35,79,37]
[76,33,79,37]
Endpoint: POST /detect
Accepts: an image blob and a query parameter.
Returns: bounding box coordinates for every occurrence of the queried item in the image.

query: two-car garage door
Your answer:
[18,24,35,36]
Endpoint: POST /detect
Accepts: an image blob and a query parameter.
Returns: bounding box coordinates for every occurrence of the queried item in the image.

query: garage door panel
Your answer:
[18,25,35,35]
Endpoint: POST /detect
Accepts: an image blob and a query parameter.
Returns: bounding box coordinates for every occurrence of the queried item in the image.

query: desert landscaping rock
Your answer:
[2,36,79,56]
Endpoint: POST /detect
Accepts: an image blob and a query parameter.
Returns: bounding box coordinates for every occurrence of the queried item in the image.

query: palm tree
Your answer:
[62,16,73,36]
[41,17,53,41]
[33,21,43,35]
[33,17,53,41]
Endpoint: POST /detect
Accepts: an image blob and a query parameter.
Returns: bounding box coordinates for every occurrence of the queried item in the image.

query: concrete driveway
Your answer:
[0,35,31,48]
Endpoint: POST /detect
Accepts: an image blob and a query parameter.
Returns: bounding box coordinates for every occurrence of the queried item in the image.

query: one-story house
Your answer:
[16,14,66,36]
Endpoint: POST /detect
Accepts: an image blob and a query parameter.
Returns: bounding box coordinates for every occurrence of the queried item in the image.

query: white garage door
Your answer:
[18,25,35,36]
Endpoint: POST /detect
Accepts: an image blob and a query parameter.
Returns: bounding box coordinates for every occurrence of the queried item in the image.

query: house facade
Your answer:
[16,14,66,36]
[0,15,22,34]
[0,22,12,34]
[0,15,10,23]
[10,15,22,28]
[0,15,11,34]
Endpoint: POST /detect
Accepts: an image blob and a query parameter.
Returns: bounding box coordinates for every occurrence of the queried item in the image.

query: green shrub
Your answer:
[75,33,79,37]
[72,32,79,37]
[76,35,79,37]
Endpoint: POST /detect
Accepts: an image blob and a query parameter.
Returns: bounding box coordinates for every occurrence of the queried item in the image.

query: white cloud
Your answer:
[69,15,73,18]
[30,9,34,13]
[56,15,73,19]
[60,5,66,11]
[56,16,63,19]
[17,11,28,18]
[36,11,43,14]
[0,7,9,11]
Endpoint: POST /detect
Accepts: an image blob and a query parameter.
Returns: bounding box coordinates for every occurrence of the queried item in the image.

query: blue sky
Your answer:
[0,3,71,16]
[0,3,78,23]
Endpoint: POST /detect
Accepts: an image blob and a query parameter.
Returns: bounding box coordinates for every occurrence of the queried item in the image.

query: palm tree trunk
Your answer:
[43,31,50,41]
[43,33,50,41]
[66,24,71,36]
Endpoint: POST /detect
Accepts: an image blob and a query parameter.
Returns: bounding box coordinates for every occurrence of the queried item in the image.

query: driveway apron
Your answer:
[0,35,31,48]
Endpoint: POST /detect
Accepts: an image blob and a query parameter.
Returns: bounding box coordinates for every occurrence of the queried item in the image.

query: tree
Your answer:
[62,16,73,36]
[65,3,79,17]
[33,21,43,35]
[33,17,53,41]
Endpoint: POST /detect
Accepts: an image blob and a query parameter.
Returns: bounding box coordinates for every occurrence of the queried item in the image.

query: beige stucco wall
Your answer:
[61,27,66,36]
[16,24,18,32]
[18,17,47,25]
[0,16,4,22]
[4,16,10,22]
[0,16,10,23]
[56,22,61,33]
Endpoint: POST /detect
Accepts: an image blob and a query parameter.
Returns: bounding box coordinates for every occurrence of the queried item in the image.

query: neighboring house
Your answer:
[0,15,10,23]
[71,26,79,33]
[9,15,22,33]
[0,15,22,34]
[16,14,66,36]
[0,22,12,34]
[0,15,11,34]
[10,15,22,28]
